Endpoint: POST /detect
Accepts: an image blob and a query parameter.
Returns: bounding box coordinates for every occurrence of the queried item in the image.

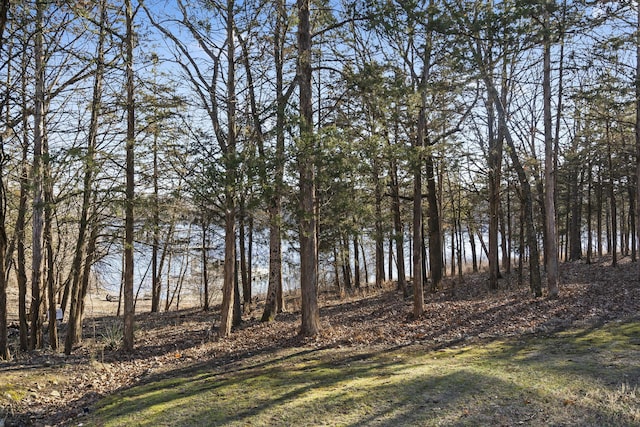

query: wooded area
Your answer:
[0,0,640,361]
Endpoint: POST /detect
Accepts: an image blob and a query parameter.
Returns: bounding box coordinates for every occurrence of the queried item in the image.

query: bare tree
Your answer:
[30,0,46,350]
[143,0,241,336]
[543,1,559,298]
[0,0,9,361]
[64,0,107,355]
[636,2,640,279]
[123,0,136,352]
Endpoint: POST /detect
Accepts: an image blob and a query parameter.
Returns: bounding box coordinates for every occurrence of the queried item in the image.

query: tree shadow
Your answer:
[83,325,640,426]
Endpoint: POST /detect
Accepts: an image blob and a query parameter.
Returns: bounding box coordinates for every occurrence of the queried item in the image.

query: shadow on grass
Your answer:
[85,320,640,427]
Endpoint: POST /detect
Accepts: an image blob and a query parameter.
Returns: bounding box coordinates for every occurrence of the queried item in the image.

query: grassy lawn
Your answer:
[85,320,640,426]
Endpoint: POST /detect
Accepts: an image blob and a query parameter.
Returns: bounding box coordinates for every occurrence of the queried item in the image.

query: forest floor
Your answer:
[1,258,639,426]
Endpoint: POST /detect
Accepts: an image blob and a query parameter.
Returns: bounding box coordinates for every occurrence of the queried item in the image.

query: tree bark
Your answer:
[44,135,58,350]
[0,0,8,361]
[425,147,442,292]
[0,175,5,359]
[479,62,542,296]
[151,132,161,313]
[30,0,46,350]
[606,122,617,267]
[123,0,136,352]
[65,0,106,353]
[218,0,237,338]
[629,177,636,262]
[373,156,385,289]
[0,0,7,38]
[489,46,510,289]
[261,0,287,322]
[239,201,251,314]
[468,223,478,273]
[413,117,425,317]
[233,260,242,327]
[569,162,583,261]
[597,164,603,258]
[390,148,408,296]
[77,221,98,322]
[201,218,210,310]
[297,0,320,336]
[587,162,593,264]
[636,1,640,278]
[353,234,361,288]
[16,107,29,352]
[543,5,559,298]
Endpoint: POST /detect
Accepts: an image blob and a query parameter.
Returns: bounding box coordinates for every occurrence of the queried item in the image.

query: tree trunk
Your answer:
[261,0,286,322]
[621,193,628,257]
[413,131,426,316]
[360,240,369,288]
[388,238,393,284]
[30,0,46,350]
[587,163,593,264]
[425,149,442,292]
[607,122,617,267]
[151,131,161,313]
[456,193,464,278]
[233,260,242,327]
[468,223,478,273]
[629,178,636,262]
[78,222,99,328]
[239,201,251,314]
[0,178,5,358]
[478,56,542,296]
[487,94,501,290]
[0,0,9,360]
[450,213,455,277]
[0,128,6,358]
[597,164,603,258]
[373,157,384,289]
[65,0,105,353]
[506,184,513,274]
[15,60,29,351]
[262,201,282,321]
[341,235,352,290]
[297,0,320,336]
[569,165,583,261]
[123,0,136,352]
[543,8,559,298]
[635,0,640,277]
[500,191,510,274]
[353,234,361,288]
[247,217,254,300]
[201,218,210,310]
[0,0,6,39]
[16,168,28,352]
[390,155,408,296]
[218,0,237,338]
[518,204,525,287]
[333,246,343,296]
[44,136,58,350]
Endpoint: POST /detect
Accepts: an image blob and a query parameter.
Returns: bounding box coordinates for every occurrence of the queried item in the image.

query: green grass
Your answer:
[86,320,640,426]
[1,370,66,412]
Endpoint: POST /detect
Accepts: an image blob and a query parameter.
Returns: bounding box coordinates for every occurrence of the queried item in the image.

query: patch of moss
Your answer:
[0,384,27,403]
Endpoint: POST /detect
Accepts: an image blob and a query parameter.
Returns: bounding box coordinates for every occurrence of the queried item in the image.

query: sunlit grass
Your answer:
[87,320,640,427]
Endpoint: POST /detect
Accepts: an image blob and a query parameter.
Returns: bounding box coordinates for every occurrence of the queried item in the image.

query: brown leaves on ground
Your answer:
[2,259,639,426]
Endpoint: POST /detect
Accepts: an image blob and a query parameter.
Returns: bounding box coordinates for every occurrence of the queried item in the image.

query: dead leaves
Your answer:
[4,259,640,426]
